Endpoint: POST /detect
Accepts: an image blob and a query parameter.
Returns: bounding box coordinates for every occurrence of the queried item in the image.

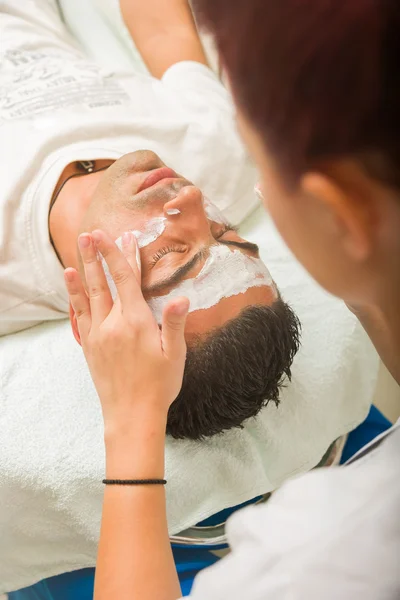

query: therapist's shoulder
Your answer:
[229,424,400,542]
[190,436,400,600]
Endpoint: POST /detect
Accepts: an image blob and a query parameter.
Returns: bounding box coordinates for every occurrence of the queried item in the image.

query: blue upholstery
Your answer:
[341,404,391,464]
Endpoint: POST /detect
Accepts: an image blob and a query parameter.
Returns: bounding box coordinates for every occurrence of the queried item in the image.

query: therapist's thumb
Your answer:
[161,297,190,360]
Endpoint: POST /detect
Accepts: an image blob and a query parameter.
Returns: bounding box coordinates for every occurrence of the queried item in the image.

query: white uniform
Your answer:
[0,0,257,336]
[188,423,400,600]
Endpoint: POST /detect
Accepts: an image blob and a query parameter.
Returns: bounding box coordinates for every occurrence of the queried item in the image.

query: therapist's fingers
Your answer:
[161,297,190,360]
[78,233,113,326]
[91,229,143,309]
[120,231,141,283]
[64,267,91,340]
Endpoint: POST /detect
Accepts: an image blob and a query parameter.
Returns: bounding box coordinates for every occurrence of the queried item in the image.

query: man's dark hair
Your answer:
[167,298,301,439]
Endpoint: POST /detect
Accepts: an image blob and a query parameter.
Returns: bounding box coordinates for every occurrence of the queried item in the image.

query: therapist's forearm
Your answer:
[94,409,181,600]
[120,0,207,78]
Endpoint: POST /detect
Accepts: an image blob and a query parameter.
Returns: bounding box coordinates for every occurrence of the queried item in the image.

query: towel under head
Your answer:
[0,206,378,593]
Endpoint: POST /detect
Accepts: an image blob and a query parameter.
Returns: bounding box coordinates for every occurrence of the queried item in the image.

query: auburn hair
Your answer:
[194,0,400,187]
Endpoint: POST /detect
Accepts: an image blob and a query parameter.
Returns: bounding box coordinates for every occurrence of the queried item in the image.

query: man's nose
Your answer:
[164,185,213,237]
[164,185,208,218]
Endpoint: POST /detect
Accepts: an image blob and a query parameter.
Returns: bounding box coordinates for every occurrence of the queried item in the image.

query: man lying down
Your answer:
[0,1,300,439]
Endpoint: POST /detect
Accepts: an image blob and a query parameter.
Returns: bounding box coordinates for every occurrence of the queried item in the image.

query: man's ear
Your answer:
[300,170,373,263]
[69,303,82,346]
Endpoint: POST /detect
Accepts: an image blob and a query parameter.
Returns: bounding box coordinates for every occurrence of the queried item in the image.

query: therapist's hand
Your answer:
[64,229,189,436]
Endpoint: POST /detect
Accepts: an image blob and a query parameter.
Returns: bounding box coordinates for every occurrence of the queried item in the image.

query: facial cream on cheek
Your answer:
[101,218,167,297]
[148,245,276,323]
[131,217,166,248]
[102,211,276,319]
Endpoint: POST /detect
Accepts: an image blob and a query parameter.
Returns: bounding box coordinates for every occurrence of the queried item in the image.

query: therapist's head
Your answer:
[195,0,400,309]
[72,150,300,439]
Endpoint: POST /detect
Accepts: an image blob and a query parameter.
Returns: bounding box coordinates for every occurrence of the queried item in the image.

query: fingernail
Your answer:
[64,269,74,283]
[173,299,190,316]
[91,231,102,247]
[122,231,133,247]
[78,234,91,249]
[166,208,181,216]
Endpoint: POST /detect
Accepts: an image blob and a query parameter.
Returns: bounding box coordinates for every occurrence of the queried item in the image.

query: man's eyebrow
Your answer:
[142,240,259,296]
[142,249,206,295]
[218,239,260,255]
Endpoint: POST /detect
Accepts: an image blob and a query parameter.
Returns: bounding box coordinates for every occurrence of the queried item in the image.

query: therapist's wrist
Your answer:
[104,408,167,445]
[104,408,167,479]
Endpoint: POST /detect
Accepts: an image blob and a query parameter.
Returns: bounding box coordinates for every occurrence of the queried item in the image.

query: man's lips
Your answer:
[137,167,178,193]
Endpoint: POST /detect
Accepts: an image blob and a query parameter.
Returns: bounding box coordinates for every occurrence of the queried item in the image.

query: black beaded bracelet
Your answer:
[102,478,167,485]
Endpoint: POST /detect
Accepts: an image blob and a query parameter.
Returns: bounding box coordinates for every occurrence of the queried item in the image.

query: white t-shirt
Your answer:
[188,423,400,600]
[0,0,257,336]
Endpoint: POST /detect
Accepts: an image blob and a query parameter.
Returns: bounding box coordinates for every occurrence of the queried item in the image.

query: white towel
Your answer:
[0,206,378,593]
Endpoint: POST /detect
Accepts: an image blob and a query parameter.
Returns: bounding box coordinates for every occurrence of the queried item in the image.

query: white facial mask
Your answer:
[102,213,274,321]
[203,197,229,225]
[148,244,275,323]
[101,218,165,298]
[132,217,166,248]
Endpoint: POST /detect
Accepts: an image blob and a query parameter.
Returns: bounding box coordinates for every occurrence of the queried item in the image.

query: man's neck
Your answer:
[49,161,112,270]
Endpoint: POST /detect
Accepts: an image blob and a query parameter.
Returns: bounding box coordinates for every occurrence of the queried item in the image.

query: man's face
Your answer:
[82,150,276,340]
